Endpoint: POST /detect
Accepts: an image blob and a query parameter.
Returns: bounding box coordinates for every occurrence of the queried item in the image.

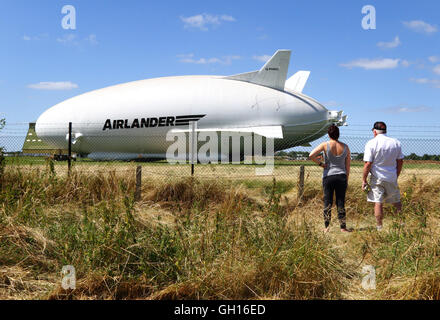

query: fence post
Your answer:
[68,122,72,175]
[298,165,305,203]
[190,121,196,176]
[135,165,142,202]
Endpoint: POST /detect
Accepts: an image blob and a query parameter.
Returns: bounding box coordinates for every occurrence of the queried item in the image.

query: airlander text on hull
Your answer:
[102,115,206,131]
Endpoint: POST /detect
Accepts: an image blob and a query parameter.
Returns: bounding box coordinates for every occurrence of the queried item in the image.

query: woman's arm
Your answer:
[345,145,351,180]
[309,142,326,167]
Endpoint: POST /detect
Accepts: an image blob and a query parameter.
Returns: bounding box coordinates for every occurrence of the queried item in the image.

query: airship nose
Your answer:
[35,105,69,149]
[35,108,55,138]
[35,110,48,138]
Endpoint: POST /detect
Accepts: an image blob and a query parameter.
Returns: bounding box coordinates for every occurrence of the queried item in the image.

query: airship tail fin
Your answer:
[284,71,310,93]
[224,50,291,90]
[255,49,291,89]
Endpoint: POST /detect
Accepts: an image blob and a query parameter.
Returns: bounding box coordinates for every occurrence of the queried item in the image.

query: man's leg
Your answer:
[368,179,385,230]
[374,202,384,228]
[386,181,402,214]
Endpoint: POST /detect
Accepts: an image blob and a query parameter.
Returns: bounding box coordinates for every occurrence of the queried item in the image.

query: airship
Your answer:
[35,50,347,161]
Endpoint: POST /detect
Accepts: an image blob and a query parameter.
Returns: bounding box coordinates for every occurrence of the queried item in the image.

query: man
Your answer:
[362,122,404,231]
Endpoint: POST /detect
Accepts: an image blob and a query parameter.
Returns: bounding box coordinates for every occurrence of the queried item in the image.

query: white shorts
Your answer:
[367,176,401,204]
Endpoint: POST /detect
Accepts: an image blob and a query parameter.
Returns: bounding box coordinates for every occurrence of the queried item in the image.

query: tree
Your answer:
[275,151,288,157]
[406,153,419,160]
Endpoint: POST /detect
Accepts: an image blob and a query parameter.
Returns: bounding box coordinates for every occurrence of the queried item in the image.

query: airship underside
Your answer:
[35,50,347,160]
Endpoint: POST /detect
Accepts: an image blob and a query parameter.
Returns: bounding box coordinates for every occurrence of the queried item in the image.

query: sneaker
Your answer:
[376,225,383,231]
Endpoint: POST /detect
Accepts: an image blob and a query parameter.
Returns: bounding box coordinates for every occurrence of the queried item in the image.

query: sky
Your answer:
[0,0,439,153]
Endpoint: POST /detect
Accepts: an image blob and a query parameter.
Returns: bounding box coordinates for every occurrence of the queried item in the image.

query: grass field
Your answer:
[1,160,440,300]
[5,156,440,182]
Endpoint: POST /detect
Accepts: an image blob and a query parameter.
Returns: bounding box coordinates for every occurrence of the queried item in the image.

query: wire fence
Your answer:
[1,122,440,185]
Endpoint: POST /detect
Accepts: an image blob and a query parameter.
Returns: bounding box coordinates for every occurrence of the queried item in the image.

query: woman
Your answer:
[309,124,351,233]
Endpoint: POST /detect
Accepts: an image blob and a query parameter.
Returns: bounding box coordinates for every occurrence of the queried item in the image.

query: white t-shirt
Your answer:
[363,134,404,182]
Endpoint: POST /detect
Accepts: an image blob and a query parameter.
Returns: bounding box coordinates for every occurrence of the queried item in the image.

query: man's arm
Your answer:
[396,141,404,178]
[396,159,403,178]
[362,162,372,189]
[362,141,374,189]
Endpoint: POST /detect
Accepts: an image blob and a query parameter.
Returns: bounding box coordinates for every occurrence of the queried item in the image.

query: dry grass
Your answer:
[1,166,440,300]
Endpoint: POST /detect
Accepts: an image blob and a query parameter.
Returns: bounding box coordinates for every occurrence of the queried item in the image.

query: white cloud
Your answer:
[57,34,97,47]
[403,20,438,34]
[428,56,440,63]
[180,13,236,31]
[377,36,401,49]
[433,65,440,75]
[222,56,241,64]
[257,34,269,40]
[253,55,272,63]
[22,33,49,41]
[85,34,98,45]
[220,15,235,22]
[177,54,240,65]
[27,81,79,90]
[383,105,431,113]
[323,101,340,108]
[178,54,221,64]
[23,33,96,46]
[340,58,401,70]
[256,27,269,40]
[57,34,79,46]
[401,60,411,67]
[410,78,440,88]
[411,78,430,84]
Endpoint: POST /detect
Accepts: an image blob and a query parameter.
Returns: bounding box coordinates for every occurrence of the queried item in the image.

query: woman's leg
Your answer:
[335,175,348,230]
[323,176,335,228]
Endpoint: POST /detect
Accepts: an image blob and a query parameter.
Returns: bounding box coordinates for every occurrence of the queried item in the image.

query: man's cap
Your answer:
[372,121,387,131]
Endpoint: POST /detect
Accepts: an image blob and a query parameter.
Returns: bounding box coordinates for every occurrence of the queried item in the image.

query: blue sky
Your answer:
[1,0,440,153]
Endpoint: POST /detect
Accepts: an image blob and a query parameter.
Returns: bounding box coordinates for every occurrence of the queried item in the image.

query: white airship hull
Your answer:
[35,50,346,160]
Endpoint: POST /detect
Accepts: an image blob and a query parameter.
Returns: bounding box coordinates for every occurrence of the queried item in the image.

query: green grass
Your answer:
[6,156,440,170]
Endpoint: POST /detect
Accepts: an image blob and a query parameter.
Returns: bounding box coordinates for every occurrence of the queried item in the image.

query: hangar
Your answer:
[22,122,68,157]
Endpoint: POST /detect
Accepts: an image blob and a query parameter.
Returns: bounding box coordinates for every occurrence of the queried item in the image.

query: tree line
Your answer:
[276,151,440,161]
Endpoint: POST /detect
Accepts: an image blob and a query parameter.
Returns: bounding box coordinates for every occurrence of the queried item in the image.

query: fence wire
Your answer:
[1,122,440,183]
